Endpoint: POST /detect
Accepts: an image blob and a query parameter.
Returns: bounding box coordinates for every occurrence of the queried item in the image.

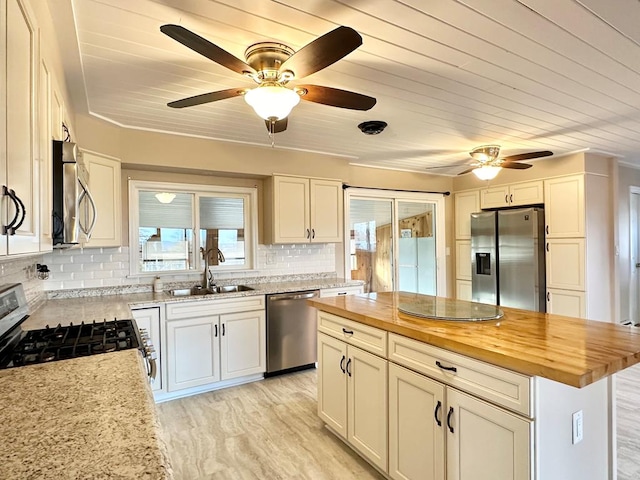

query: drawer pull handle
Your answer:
[510,194,513,203]
[214,324,218,337]
[337,292,347,295]
[447,407,455,433]
[505,194,508,204]
[546,225,549,235]
[346,358,352,377]
[340,355,346,374]
[342,328,354,335]
[436,360,457,373]
[546,242,549,252]
[222,323,225,336]
[434,400,442,427]
[547,291,550,302]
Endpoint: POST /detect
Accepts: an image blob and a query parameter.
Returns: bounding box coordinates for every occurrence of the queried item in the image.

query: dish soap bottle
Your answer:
[153,276,163,293]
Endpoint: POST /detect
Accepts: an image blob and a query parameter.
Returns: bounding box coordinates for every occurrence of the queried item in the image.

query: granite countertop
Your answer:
[24,278,362,330]
[309,291,640,388]
[0,350,173,480]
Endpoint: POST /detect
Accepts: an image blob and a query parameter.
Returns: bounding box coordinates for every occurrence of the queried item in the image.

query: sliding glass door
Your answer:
[346,190,446,296]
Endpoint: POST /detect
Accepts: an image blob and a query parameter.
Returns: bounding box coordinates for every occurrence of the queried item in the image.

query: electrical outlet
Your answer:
[572,410,583,444]
[266,252,277,265]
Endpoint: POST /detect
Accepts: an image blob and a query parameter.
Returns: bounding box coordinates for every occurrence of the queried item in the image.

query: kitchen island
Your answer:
[310,292,640,480]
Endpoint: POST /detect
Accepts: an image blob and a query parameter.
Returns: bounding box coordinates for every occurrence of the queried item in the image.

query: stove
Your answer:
[0,284,156,381]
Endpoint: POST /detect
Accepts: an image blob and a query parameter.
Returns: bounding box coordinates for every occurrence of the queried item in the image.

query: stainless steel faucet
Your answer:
[200,247,215,290]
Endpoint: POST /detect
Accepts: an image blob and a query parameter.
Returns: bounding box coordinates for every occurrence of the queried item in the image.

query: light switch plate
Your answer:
[572,410,584,444]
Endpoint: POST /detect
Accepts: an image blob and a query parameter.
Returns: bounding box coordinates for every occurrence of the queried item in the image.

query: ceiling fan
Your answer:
[160,24,376,134]
[426,145,553,180]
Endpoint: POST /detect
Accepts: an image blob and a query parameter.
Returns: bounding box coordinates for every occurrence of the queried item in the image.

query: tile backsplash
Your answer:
[0,254,46,310]
[41,243,336,291]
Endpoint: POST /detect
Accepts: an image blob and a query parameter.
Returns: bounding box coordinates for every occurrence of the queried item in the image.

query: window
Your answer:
[129,181,257,276]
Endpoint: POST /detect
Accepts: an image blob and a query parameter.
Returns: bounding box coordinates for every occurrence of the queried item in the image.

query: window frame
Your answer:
[128,180,258,277]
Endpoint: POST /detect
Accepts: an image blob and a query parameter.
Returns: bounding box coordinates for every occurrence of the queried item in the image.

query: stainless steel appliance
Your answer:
[471,208,546,311]
[0,284,156,382]
[52,140,97,247]
[266,290,319,376]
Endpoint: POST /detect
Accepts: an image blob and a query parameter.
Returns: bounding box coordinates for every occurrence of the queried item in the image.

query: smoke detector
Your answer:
[358,120,387,135]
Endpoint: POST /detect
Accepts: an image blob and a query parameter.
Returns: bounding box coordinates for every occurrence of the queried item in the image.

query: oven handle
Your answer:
[148,355,157,383]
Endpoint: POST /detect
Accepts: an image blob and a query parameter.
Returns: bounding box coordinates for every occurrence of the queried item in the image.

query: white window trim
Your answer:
[343,188,447,297]
[128,180,258,277]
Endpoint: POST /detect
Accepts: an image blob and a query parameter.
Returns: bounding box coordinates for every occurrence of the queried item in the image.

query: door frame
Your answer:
[344,188,447,297]
[629,186,640,325]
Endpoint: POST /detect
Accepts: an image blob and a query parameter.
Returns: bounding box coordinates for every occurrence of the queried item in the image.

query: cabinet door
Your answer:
[319,285,364,297]
[166,316,220,391]
[38,57,52,252]
[455,240,471,280]
[82,151,121,247]
[309,178,343,242]
[510,180,543,206]
[131,306,163,392]
[348,345,388,472]
[389,363,445,480]
[480,186,509,209]
[456,280,472,301]
[6,0,39,255]
[454,191,480,239]
[546,238,585,291]
[272,176,310,243]
[317,332,348,438]
[546,288,586,318]
[446,389,532,480]
[220,309,266,380]
[544,175,584,237]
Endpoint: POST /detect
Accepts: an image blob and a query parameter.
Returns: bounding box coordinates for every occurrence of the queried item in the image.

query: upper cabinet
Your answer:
[453,190,479,240]
[480,180,544,210]
[264,175,343,244]
[81,151,121,248]
[1,0,40,256]
[544,175,584,238]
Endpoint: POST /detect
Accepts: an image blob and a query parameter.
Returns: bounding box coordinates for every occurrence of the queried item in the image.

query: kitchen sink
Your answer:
[168,285,254,296]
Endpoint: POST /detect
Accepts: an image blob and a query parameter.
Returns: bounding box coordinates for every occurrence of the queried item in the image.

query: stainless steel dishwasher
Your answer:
[266,290,319,376]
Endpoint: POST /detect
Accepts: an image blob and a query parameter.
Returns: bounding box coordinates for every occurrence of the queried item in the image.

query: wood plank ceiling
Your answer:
[59,0,640,174]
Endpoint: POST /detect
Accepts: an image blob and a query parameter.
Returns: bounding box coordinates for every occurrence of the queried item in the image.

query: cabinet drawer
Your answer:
[318,311,387,357]
[320,286,364,297]
[388,333,532,416]
[166,295,265,320]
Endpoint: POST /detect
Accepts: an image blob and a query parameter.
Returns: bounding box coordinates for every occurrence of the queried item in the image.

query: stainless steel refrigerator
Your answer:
[471,208,546,311]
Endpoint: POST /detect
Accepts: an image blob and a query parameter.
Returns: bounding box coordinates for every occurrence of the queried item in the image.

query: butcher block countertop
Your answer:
[309,292,640,388]
[0,350,173,480]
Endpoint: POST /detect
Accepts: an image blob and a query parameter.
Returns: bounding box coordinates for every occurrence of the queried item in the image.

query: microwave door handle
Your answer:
[82,186,98,240]
[77,188,88,235]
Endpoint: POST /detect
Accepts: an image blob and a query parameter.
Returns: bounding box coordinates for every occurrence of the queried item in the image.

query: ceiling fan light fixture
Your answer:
[470,144,501,162]
[244,84,300,120]
[472,165,502,181]
[155,192,176,204]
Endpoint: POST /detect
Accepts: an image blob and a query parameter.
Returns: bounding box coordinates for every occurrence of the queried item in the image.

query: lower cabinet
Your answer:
[318,332,388,472]
[220,310,266,381]
[131,306,163,392]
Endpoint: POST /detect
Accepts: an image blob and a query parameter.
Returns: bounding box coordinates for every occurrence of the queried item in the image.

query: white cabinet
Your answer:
[455,280,472,301]
[167,316,220,391]
[1,0,40,256]
[455,241,471,281]
[131,306,163,392]
[446,389,531,480]
[265,175,343,244]
[545,238,585,291]
[454,191,479,240]
[544,175,584,238]
[389,363,445,480]
[319,285,364,297]
[318,332,388,471]
[164,295,266,396]
[545,288,586,318]
[480,181,544,210]
[81,151,121,247]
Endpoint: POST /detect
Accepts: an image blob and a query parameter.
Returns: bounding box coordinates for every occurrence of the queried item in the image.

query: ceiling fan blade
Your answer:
[167,88,246,108]
[298,85,376,110]
[502,150,553,162]
[501,162,533,170]
[458,167,477,176]
[280,26,362,79]
[161,24,256,76]
[265,118,288,134]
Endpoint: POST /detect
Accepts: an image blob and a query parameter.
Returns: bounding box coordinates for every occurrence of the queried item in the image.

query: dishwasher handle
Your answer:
[269,292,318,301]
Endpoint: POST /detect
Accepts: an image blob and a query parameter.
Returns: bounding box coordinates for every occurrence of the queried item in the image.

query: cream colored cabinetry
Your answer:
[454,190,479,300]
[81,151,121,247]
[317,311,388,471]
[1,0,40,256]
[131,306,163,392]
[165,296,266,396]
[264,175,343,244]
[319,285,364,298]
[480,181,544,209]
[543,174,610,321]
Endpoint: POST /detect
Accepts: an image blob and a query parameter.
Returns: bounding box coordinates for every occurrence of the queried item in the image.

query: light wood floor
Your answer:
[158,367,640,480]
[157,369,384,480]
[617,363,640,480]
